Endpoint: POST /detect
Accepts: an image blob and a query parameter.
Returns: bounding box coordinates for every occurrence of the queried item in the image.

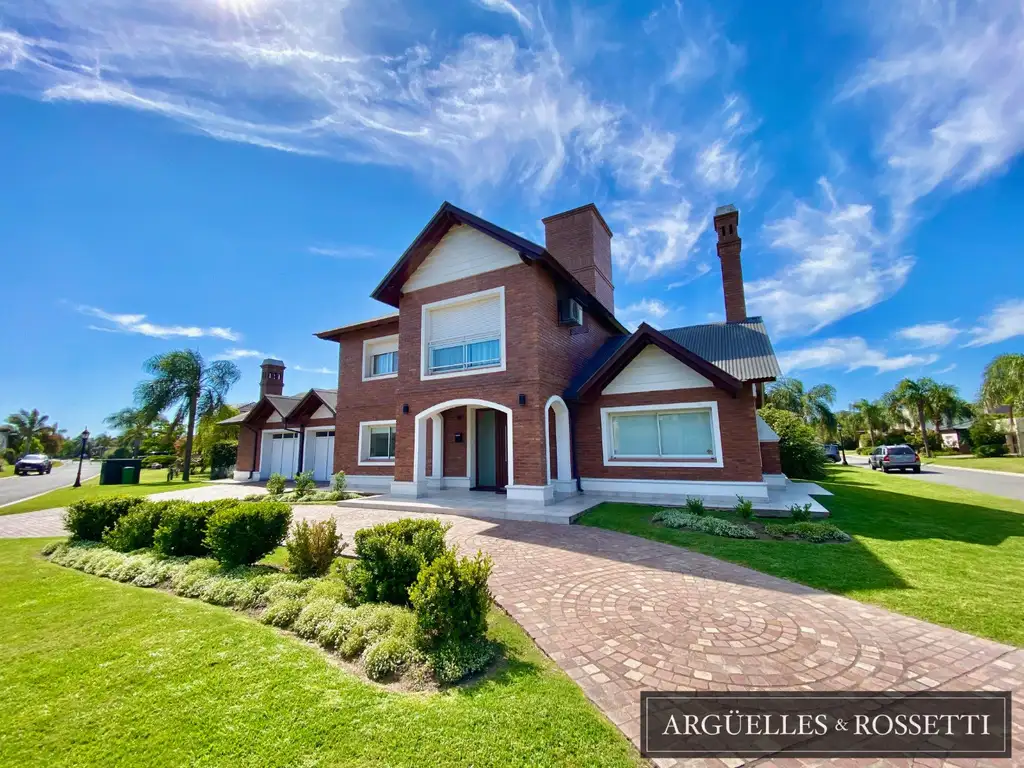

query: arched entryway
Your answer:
[545,395,573,492]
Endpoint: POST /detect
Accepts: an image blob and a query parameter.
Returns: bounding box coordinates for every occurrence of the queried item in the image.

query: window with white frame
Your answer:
[359,421,397,464]
[421,288,504,378]
[602,403,721,466]
[362,335,399,380]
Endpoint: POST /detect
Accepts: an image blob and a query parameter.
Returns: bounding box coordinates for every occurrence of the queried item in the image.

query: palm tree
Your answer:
[5,408,50,457]
[884,378,937,457]
[134,350,241,481]
[765,377,838,437]
[852,398,887,446]
[980,353,1024,453]
[104,407,153,458]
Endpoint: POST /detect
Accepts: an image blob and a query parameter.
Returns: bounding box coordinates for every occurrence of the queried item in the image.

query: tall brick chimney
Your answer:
[542,203,614,313]
[714,204,747,323]
[259,358,285,399]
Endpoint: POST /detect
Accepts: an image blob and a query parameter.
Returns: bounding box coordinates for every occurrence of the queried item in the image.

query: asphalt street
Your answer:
[0,460,100,508]
[843,453,1024,501]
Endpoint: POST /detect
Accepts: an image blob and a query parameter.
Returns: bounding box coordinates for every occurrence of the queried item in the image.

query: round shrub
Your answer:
[64,496,146,541]
[429,637,496,684]
[204,501,292,568]
[102,503,163,552]
[293,470,316,498]
[331,471,347,493]
[363,635,418,681]
[758,407,827,480]
[262,597,305,628]
[287,518,346,578]
[153,502,222,557]
[265,473,286,495]
[409,550,492,648]
[349,518,451,605]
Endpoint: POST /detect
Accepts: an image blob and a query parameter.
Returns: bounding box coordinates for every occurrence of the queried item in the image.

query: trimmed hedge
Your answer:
[410,550,492,647]
[153,502,222,557]
[348,519,450,605]
[204,501,292,567]
[64,496,146,541]
[102,504,164,552]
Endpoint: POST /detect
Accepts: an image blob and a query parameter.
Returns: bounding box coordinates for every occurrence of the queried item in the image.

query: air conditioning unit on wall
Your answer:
[558,297,583,327]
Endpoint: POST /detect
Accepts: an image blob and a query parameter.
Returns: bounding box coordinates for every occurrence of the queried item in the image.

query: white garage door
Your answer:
[267,433,299,479]
[309,430,335,482]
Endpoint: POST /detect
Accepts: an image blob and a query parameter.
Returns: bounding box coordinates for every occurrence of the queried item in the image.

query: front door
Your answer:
[474,409,508,492]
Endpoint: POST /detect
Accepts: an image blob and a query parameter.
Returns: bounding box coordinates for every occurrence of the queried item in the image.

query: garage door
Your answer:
[309,430,335,482]
[267,433,299,479]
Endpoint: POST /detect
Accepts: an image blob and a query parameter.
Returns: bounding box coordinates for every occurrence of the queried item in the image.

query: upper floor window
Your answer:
[362,335,399,381]
[421,287,505,380]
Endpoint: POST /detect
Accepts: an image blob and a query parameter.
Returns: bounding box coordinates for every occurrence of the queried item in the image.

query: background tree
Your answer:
[104,407,152,457]
[852,398,887,446]
[37,422,68,456]
[134,350,241,481]
[193,404,240,470]
[884,378,937,457]
[979,353,1024,453]
[925,383,973,430]
[5,408,51,457]
[764,377,838,438]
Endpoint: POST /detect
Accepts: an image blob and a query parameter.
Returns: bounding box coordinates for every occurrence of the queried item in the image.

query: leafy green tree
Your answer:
[925,382,973,431]
[104,407,152,457]
[5,408,51,458]
[133,350,241,481]
[884,378,937,457]
[980,353,1024,452]
[764,377,838,438]
[194,404,240,470]
[851,398,888,446]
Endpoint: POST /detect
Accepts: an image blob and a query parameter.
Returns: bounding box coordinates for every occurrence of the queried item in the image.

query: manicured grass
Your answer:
[578,465,1024,646]
[925,456,1024,474]
[0,538,641,767]
[0,468,214,516]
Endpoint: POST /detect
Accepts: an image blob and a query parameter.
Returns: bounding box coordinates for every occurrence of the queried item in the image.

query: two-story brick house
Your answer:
[302,201,783,505]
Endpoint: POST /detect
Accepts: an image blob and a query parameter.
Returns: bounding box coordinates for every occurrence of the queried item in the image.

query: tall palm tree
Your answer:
[134,350,241,481]
[884,378,937,457]
[5,408,50,457]
[980,353,1024,453]
[765,377,838,437]
[104,407,153,458]
[852,398,887,445]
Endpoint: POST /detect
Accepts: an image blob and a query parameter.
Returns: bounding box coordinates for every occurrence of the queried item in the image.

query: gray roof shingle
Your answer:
[661,316,781,382]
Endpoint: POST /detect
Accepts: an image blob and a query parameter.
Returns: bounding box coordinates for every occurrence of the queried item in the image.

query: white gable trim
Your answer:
[601,345,713,395]
[402,224,522,293]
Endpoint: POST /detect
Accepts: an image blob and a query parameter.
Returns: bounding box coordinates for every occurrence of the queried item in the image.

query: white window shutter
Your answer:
[428,296,501,344]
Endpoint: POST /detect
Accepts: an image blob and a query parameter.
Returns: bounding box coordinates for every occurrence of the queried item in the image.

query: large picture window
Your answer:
[601,402,722,467]
[421,288,505,379]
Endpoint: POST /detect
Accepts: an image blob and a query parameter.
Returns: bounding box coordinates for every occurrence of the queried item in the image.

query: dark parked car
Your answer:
[823,444,841,463]
[15,454,52,475]
[867,445,921,473]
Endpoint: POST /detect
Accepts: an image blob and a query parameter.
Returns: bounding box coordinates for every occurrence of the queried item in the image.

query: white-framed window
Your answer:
[420,287,506,380]
[358,420,397,466]
[362,335,399,381]
[600,402,724,468]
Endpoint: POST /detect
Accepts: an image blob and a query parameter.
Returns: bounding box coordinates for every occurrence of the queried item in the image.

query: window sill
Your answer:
[420,363,505,382]
[358,458,396,467]
[361,373,398,382]
[603,457,723,469]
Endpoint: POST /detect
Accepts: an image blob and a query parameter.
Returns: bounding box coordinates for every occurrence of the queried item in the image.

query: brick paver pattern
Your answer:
[5,502,1022,765]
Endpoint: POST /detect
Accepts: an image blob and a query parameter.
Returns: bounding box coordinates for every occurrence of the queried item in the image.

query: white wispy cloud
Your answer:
[696,139,741,190]
[935,363,957,374]
[667,262,712,290]
[307,245,380,259]
[77,305,240,341]
[963,298,1024,347]
[215,348,266,361]
[615,298,672,331]
[610,200,708,281]
[293,365,337,375]
[473,0,532,31]
[779,336,939,374]
[896,321,960,348]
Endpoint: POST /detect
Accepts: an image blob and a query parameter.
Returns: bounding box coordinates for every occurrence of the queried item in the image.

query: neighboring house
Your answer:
[302,200,781,503]
[989,405,1022,454]
[0,425,10,452]
[222,359,339,481]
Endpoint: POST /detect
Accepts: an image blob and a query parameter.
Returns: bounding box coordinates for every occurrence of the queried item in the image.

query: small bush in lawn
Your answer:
[293,598,339,639]
[316,604,357,649]
[293,470,316,498]
[734,496,754,520]
[684,496,706,516]
[266,473,286,495]
[64,496,146,541]
[40,541,64,557]
[788,502,813,522]
[338,604,416,659]
[102,503,163,552]
[331,471,347,493]
[652,509,757,539]
[409,550,492,648]
[363,634,420,681]
[287,518,346,578]
[262,597,305,628]
[429,636,496,684]
[349,518,451,605]
[204,501,292,568]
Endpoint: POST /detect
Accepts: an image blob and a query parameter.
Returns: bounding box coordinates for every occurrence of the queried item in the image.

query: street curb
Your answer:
[923,463,1024,479]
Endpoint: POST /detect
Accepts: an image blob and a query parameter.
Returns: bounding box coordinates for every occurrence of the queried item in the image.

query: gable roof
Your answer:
[566,323,741,401]
[370,201,627,334]
[218,389,337,426]
[660,317,781,382]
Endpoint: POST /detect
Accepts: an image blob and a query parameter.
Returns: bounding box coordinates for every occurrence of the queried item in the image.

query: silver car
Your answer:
[868,445,921,473]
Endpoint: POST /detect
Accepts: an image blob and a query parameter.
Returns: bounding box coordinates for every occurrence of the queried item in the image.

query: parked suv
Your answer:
[823,444,841,463]
[868,445,921,473]
[15,454,52,475]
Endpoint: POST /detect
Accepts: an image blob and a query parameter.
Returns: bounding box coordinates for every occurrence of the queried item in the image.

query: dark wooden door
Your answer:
[494,410,508,490]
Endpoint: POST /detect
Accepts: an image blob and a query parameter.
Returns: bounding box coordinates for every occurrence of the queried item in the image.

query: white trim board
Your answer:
[361,334,400,382]
[580,476,770,501]
[357,420,397,467]
[600,401,724,469]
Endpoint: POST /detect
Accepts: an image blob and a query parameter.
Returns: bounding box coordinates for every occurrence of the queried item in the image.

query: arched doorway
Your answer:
[545,395,573,492]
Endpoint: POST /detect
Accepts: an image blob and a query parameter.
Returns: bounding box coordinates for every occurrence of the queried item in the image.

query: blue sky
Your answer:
[1,0,1022,435]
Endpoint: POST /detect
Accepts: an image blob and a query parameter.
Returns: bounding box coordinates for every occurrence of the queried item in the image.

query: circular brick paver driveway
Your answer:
[4,502,1022,765]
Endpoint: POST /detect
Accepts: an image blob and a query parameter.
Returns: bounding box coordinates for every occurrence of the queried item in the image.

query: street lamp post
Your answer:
[73,428,90,488]
[837,424,849,466]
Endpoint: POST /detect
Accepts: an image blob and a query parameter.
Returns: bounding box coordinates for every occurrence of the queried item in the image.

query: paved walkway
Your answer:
[4,499,1022,764]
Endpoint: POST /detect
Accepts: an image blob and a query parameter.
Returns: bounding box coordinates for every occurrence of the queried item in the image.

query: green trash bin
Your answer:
[121,466,137,484]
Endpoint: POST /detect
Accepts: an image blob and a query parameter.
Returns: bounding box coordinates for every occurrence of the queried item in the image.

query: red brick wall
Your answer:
[441,406,468,477]
[575,386,764,482]
[760,441,782,474]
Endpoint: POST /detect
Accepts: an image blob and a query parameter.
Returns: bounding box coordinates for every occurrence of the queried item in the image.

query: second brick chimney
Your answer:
[542,203,614,313]
[259,358,285,399]
[714,204,747,323]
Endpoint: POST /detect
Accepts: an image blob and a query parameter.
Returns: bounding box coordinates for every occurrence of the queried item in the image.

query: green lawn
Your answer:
[925,456,1024,474]
[0,539,639,768]
[0,468,214,516]
[578,465,1024,646]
